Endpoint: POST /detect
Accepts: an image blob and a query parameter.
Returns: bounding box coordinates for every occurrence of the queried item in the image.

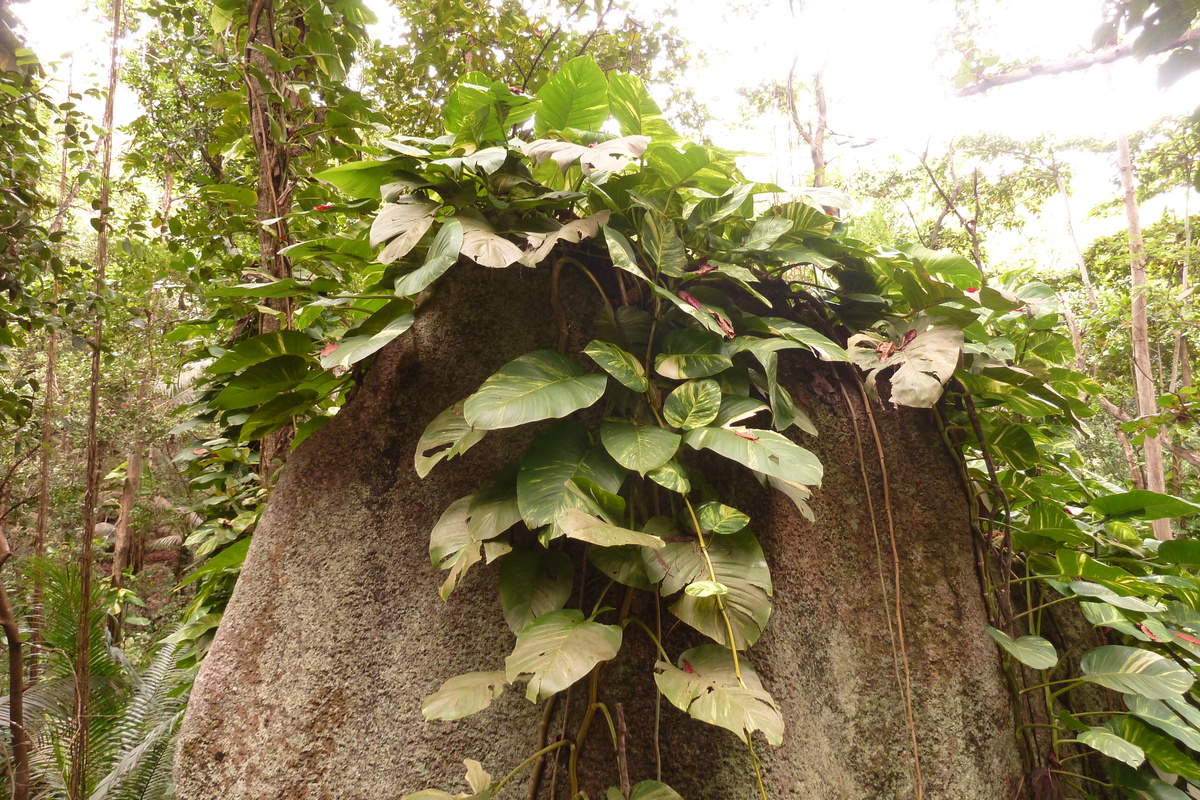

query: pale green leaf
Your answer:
[394,221,464,297]
[321,299,415,369]
[603,226,650,280]
[697,502,750,535]
[647,460,691,493]
[984,625,1059,670]
[654,644,783,745]
[422,671,508,721]
[557,508,665,549]
[1080,646,1194,699]
[505,609,622,701]
[1125,695,1200,752]
[644,529,772,647]
[517,420,625,527]
[685,580,729,597]
[1077,728,1144,768]
[683,426,823,487]
[641,211,688,277]
[534,56,608,134]
[415,399,486,478]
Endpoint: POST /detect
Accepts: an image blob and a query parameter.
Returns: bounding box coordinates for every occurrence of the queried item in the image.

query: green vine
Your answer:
[184,55,1200,798]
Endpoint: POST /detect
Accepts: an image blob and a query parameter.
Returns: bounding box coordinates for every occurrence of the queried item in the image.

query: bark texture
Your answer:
[175,263,1022,799]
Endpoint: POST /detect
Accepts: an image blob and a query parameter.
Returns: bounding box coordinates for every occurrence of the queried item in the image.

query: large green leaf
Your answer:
[421,671,508,721]
[1087,490,1200,521]
[505,609,622,701]
[1077,727,1145,768]
[663,379,722,430]
[315,159,404,199]
[607,72,676,140]
[517,420,625,527]
[647,459,691,494]
[1125,695,1200,752]
[211,355,310,410]
[984,625,1058,670]
[641,211,688,277]
[583,340,648,392]
[683,426,822,487]
[600,420,680,474]
[608,782,683,800]
[464,350,607,430]
[239,389,319,441]
[1069,581,1163,613]
[603,226,650,280]
[644,529,772,647]
[1106,762,1191,800]
[209,331,313,373]
[321,299,415,369]
[393,221,463,297]
[697,502,750,535]
[500,547,573,634]
[534,56,608,135]
[589,545,656,591]
[654,644,783,745]
[1110,714,1200,780]
[755,317,849,362]
[1080,646,1194,699]
[415,399,486,478]
[655,329,732,380]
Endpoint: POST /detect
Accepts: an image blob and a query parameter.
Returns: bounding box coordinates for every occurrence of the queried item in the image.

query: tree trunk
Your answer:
[1117,134,1171,540]
[70,2,123,795]
[245,0,294,484]
[112,450,142,585]
[175,261,1021,798]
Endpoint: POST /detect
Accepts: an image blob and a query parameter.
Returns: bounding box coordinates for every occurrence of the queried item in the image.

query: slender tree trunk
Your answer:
[31,295,56,682]
[0,531,28,800]
[245,0,294,483]
[69,1,123,794]
[1116,133,1171,540]
[112,450,142,585]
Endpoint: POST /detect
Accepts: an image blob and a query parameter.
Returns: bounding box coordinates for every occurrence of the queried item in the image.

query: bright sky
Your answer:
[11,0,1200,270]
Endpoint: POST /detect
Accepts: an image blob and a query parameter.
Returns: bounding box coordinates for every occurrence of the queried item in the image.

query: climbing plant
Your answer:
[178,55,1200,798]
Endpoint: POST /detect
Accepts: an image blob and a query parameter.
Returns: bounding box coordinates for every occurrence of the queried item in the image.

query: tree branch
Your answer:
[956,28,1200,97]
[1099,396,1200,470]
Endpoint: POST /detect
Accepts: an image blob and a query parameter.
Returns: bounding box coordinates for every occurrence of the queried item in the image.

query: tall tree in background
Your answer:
[69,0,123,795]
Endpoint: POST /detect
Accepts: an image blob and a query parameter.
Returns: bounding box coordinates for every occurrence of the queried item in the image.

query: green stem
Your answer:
[1012,594,1076,620]
[493,740,572,796]
[569,667,603,797]
[623,616,670,661]
[683,496,743,685]
[1018,678,1079,695]
[1050,770,1112,788]
[746,735,768,800]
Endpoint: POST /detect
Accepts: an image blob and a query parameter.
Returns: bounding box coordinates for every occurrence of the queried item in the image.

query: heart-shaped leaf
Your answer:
[600,419,680,474]
[517,420,624,527]
[394,220,463,297]
[663,379,722,430]
[465,351,607,430]
[415,399,486,478]
[683,426,822,487]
